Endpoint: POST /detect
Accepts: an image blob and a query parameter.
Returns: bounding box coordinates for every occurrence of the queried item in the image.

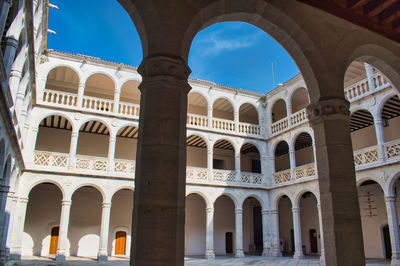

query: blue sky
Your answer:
[47,0,299,94]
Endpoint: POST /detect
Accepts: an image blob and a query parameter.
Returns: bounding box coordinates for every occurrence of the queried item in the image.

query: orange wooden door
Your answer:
[49,226,59,255]
[115,231,126,255]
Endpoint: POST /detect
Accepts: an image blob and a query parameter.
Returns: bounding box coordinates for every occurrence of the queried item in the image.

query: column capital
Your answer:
[138,55,191,83]
[102,202,112,208]
[292,207,300,213]
[71,131,79,138]
[61,200,72,206]
[270,210,279,215]
[206,207,214,213]
[385,195,396,203]
[307,97,350,124]
[109,136,116,143]
[79,83,85,88]
[235,208,243,214]
[261,210,269,215]
[19,197,29,204]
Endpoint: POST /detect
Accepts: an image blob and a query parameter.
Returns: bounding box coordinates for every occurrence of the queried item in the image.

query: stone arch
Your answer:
[76,120,111,157]
[186,191,210,208]
[349,109,377,150]
[274,140,290,172]
[213,138,236,171]
[84,72,116,100]
[294,189,318,209]
[239,102,259,125]
[214,192,238,209]
[212,97,235,121]
[45,65,80,94]
[240,142,261,173]
[187,132,210,149]
[271,98,287,123]
[292,132,314,167]
[346,44,400,94]
[274,193,293,210]
[188,92,209,117]
[187,134,208,168]
[115,125,138,161]
[110,186,134,200]
[357,176,385,191]
[70,184,106,203]
[34,111,76,130]
[289,87,309,114]
[23,179,66,200]
[386,171,400,196]
[241,194,264,210]
[120,79,141,105]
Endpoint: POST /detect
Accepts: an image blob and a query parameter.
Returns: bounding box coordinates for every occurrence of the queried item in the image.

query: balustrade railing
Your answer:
[186,167,208,181]
[238,122,260,135]
[274,169,291,184]
[114,159,135,174]
[290,109,307,127]
[212,118,235,132]
[213,169,236,183]
[75,154,108,172]
[241,172,263,184]
[344,73,390,102]
[43,89,77,107]
[187,114,208,128]
[385,139,400,160]
[34,151,69,168]
[81,96,114,114]
[271,117,289,135]
[294,163,316,179]
[118,102,140,117]
[353,146,379,167]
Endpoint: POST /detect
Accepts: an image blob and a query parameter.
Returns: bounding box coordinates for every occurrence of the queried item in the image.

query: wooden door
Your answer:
[115,231,127,255]
[225,232,233,254]
[383,225,392,259]
[309,229,318,253]
[49,226,59,255]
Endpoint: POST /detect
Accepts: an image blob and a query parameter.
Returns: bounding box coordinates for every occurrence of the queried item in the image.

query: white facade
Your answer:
[0,0,399,265]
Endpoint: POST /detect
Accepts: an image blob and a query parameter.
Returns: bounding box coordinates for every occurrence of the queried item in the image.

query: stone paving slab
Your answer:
[8,256,390,266]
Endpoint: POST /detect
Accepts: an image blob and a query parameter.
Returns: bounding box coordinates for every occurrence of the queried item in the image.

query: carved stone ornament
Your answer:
[111,119,118,127]
[40,55,48,64]
[138,55,191,81]
[74,113,81,120]
[307,97,350,122]
[381,171,389,182]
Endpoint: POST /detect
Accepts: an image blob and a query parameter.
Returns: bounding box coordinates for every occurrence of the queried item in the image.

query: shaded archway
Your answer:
[278,195,293,256]
[69,186,102,257]
[76,121,110,158]
[188,92,207,116]
[357,180,388,259]
[242,197,262,255]
[109,189,133,257]
[186,135,207,168]
[381,95,400,143]
[22,183,62,256]
[120,80,141,105]
[214,195,235,255]
[350,109,377,151]
[84,74,114,100]
[299,192,320,256]
[239,103,258,125]
[271,99,287,123]
[294,133,314,167]
[291,88,309,114]
[212,98,234,121]
[213,139,235,171]
[274,141,289,172]
[35,115,73,154]
[115,126,138,160]
[185,193,206,256]
[45,67,79,94]
[240,144,260,174]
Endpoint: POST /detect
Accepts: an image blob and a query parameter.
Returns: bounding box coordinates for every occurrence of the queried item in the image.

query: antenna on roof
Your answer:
[271,62,275,89]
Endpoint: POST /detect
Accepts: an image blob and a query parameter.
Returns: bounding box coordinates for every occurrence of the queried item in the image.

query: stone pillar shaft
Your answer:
[56,200,71,261]
[317,204,325,261]
[77,83,85,107]
[374,119,386,162]
[131,55,191,266]
[9,198,28,260]
[307,97,365,265]
[205,207,215,259]
[68,131,79,169]
[270,210,281,256]
[292,207,303,259]
[234,208,244,257]
[108,136,116,173]
[98,202,112,261]
[384,196,400,262]
[113,88,121,113]
[289,146,296,180]
[235,153,241,182]
[261,210,269,256]
[364,63,376,92]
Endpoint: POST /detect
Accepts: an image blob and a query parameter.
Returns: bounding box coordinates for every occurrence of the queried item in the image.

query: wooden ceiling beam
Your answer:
[378,2,400,23]
[364,0,397,16]
[347,0,367,9]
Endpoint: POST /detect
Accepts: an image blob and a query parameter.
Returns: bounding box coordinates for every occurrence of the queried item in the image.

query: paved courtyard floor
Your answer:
[7,256,390,265]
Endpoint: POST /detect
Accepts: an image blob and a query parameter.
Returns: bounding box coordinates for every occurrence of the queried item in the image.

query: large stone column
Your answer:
[234,208,244,257]
[205,207,215,259]
[56,199,71,261]
[9,197,28,260]
[292,207,303,259]
[374,118,386,162]
[261,210,270,256]
[307,97,365,265]
[68,130,79,169]
[317,204,325,262]
[131,55,191,266]
[270,210,281,256]
[98,202,112,261]
[364,63,376,92]
[384,196,400,265]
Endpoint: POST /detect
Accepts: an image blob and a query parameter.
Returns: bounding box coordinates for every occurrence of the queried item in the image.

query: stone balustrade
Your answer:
[353,146,379,167]
[273,169,292,184]
[385,139,400,160]
[344,72,390,102]
[294,163,316,179]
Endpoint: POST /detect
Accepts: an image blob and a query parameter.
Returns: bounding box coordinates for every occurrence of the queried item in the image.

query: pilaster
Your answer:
[56,199,71,261]
[98,202,112,261]
[234,208,244,258]
[205,207,215,259]
[292,207,303,259]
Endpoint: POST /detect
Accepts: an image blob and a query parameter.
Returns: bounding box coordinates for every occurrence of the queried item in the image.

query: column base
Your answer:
[262,248,270,257]
[320,250,325,262]
[391,258,400,266]
[204,250,215,259]
[271,247,282,257]
[234,249,245,258]
[97,255,108,261]
[293,251,304,259]
[55,253,67,261]
[8,249,21,261]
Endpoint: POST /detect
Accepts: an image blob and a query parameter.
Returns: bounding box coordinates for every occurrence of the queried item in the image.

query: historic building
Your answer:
[0,1,400,266]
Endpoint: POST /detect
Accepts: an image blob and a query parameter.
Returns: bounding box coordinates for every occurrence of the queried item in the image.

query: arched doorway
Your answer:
[214,195,235,255]
[185,193,206,256]
[299,192,319,256]
[49,226,60,255]
[242,197,262,255]
[277,195,293,256]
